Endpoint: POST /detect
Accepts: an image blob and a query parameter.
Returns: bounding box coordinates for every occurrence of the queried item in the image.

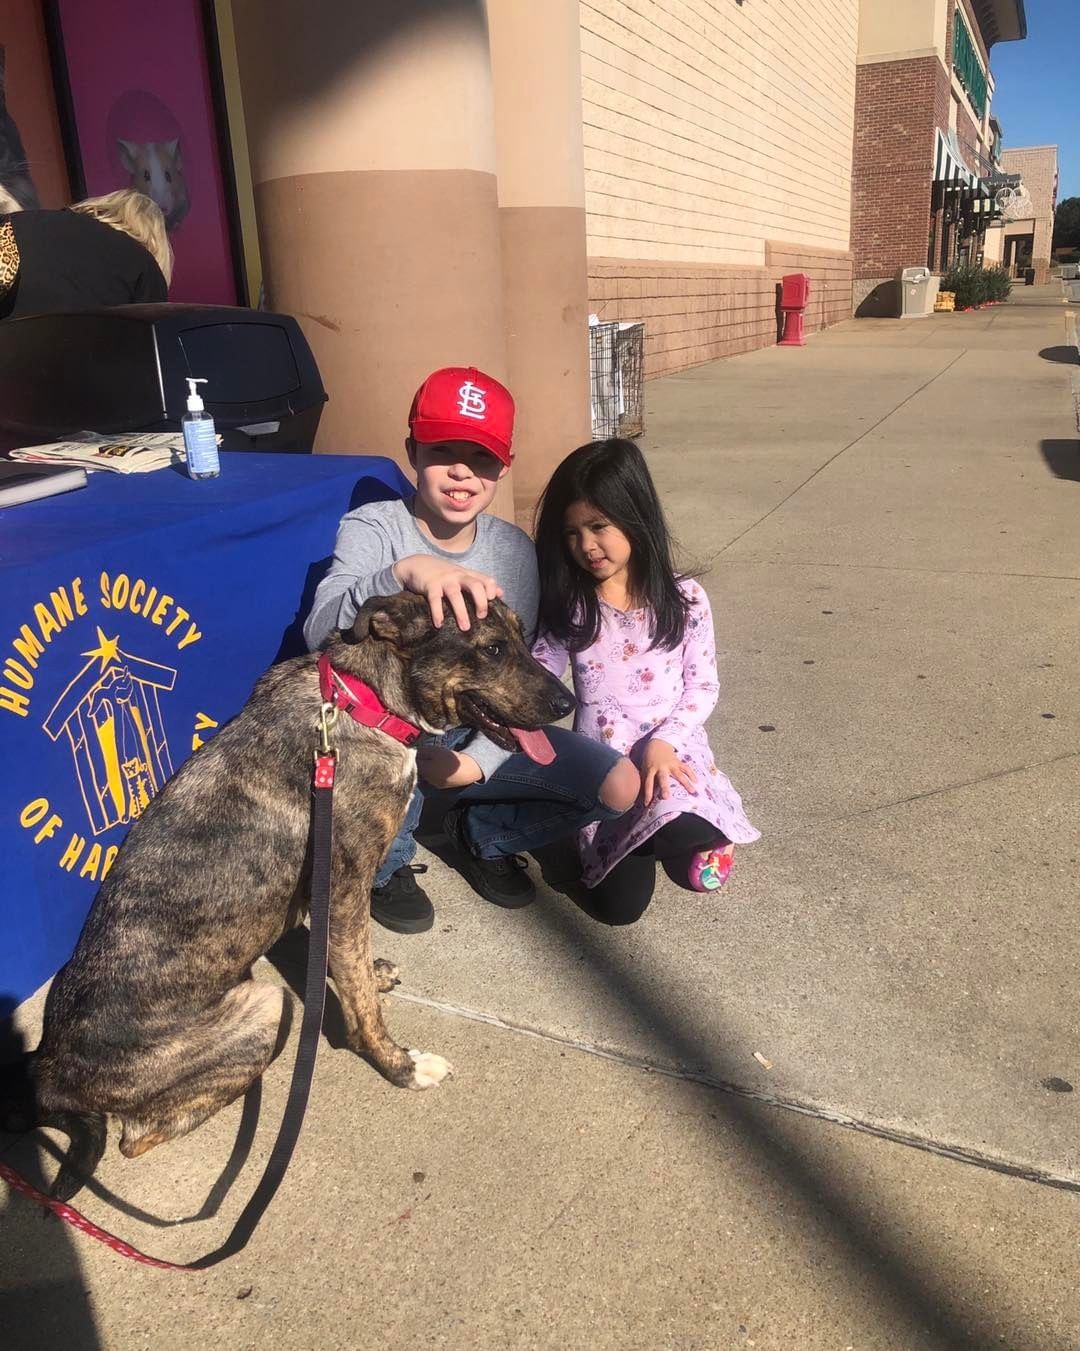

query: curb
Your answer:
[1066,309,1080,433]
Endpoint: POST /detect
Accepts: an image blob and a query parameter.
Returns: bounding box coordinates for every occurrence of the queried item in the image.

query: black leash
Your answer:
[0,740,337,1271]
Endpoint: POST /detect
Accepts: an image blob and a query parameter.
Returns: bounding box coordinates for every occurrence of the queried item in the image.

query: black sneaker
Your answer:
[443,808,536,908]
[370,864,435,934]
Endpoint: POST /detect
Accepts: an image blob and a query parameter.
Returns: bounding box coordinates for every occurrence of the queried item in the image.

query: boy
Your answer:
[304,366,638,933]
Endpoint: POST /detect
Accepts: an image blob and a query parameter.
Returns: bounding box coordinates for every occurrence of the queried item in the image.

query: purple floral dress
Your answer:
[532,579,760,887]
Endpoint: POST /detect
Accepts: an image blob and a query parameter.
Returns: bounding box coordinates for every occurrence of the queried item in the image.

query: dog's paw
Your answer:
[407,1049,453,1089]
[373,958,401,993]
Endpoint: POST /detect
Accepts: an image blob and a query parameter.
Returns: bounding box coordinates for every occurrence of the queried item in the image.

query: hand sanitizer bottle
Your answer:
[182,377,220,480]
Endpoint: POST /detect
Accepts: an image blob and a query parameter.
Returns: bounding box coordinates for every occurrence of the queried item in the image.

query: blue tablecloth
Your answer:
[0,452,410,1010]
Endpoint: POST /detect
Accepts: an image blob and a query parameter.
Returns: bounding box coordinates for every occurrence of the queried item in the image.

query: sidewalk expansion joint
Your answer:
[820,746,1080,822]
[715,350,969,556]
[388,989,1080,1195]
[725,558,1080,584]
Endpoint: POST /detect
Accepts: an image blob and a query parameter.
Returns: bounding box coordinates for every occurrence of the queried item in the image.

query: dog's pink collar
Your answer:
[317,652,422,747]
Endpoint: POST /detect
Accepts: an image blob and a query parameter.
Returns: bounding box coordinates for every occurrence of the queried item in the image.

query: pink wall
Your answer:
[56,0,237,304]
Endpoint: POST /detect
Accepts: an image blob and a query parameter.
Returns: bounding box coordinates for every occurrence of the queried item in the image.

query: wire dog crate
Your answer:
[589,319,645,439]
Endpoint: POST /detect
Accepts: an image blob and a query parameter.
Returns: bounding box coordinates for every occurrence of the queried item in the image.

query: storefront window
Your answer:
[953,11,987,118]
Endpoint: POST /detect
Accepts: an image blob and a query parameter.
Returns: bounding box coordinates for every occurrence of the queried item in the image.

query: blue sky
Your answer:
[990,0,1079,200]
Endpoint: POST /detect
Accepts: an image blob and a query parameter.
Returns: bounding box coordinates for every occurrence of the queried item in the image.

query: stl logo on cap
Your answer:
[457,380,487,421]
[409,366,515,466]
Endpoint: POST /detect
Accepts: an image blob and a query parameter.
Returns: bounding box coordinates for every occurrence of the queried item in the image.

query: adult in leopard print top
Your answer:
[0,189,170,321]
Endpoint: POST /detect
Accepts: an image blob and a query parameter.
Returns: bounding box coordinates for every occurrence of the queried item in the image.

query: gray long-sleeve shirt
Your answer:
[303,496,540,779]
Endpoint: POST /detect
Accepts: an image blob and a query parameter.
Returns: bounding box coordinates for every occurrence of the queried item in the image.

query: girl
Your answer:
[532,438,759,925]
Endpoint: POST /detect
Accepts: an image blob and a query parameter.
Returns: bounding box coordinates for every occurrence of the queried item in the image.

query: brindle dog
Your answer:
[2,592,574,1195]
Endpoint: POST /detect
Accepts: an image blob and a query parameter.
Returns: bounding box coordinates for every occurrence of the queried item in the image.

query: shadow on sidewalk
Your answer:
[1040,440,1080,481]
[1,836,1024,1347]
[1037,346,1080,365]
[509,880,1018,1349]
[1,1019,101,1351]
[262,849,1018,1349]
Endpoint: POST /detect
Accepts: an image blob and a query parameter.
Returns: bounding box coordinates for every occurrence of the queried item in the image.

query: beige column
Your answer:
[1032,216,1053,285]
[488,0,591,529]
[981,224,1004,265]
[230,1,515,515]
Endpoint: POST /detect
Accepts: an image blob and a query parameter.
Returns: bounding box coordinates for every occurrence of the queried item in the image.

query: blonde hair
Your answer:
[71,189,173,286]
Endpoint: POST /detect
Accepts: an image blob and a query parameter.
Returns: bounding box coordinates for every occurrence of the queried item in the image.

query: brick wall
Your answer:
[581,0,858,266]
[588,243,853,380]
[933,51,952,137]
[579,0,857,374]
[955,105,982,172]
[851,57,946,290]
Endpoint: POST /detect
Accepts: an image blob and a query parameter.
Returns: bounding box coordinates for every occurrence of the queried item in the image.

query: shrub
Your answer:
[941,263,983,308]
[983,264,1012,302]
[940,263,1011,308]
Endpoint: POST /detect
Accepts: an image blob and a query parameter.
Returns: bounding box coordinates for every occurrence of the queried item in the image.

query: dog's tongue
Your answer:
[511,726,555,765]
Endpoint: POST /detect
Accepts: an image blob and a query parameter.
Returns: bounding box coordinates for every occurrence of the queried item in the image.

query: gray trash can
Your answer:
[896,265,935,318]
[1061,264,1079,281]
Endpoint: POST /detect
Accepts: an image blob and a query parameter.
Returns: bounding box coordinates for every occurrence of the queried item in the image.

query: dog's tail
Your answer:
[1,1052,107,1202]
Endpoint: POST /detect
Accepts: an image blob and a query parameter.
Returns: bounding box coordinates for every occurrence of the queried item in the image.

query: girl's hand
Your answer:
[392,555,502,631]
[416,746,483,789]
[640,738,697,806]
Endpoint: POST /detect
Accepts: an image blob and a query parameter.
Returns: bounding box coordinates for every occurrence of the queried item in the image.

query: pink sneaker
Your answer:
[686,843,734,892]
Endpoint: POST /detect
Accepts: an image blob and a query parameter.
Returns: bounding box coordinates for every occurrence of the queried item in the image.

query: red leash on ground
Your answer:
[0,1161,189,1269]
[0,739,338,1271]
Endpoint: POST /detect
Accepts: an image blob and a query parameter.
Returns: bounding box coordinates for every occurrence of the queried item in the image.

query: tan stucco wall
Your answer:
[580,0,858,265]
[231,0,513,517]
[857,0,948,64]
[488,0,591,526]
[490,2,584,211]
[237,6,498,183]
[982,225,1004,263]
[230,1,597,524]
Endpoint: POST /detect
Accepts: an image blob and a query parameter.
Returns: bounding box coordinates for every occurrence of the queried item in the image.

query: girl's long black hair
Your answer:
[534,438,693,652]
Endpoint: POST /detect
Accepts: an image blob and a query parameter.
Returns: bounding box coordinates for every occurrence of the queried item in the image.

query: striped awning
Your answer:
[933,128,994,216]
[934,128,978,190]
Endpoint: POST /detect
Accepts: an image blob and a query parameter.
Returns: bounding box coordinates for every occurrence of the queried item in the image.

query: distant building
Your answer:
[983,146,1059,283]
[851,0,1028,314]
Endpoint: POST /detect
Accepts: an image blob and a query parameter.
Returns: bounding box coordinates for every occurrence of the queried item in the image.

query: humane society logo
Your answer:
[1,572,220,884]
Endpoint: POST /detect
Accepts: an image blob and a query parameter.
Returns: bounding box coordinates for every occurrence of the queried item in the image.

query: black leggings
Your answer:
[588,814,727,926]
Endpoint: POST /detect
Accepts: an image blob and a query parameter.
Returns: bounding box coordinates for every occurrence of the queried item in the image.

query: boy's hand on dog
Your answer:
[392,556,503,631]
[640,738,697,806]
[416,745,483,789]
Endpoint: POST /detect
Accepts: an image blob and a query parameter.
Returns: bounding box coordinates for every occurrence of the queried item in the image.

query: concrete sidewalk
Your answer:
[4,287,1079,1349]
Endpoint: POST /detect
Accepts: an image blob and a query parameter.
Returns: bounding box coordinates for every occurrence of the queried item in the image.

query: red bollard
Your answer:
[778,272,811,347]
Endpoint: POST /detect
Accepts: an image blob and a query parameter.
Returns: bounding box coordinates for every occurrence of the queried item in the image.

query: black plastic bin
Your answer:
[0,304,328,452]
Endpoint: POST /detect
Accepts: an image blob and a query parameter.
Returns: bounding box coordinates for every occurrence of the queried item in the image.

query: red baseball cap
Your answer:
[408,366,515,466]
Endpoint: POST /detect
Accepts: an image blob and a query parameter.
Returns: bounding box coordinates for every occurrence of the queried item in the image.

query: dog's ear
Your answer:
[349,592,434,648]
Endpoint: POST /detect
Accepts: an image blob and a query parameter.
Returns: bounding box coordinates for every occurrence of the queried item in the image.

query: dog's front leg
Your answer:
[328,854,452,1091]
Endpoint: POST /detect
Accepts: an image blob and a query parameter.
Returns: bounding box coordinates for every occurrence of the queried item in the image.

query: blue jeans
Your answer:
[375,726,625,887]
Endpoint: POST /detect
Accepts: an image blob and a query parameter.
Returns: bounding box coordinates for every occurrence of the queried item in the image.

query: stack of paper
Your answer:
[8,431,213,474]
